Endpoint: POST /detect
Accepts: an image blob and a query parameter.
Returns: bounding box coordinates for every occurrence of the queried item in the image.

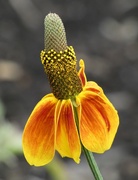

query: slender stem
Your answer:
[82,146,103,180]
[72,99,103,180]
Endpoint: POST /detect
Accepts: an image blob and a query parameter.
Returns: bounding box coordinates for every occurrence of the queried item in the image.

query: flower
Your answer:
[22,13,119,167]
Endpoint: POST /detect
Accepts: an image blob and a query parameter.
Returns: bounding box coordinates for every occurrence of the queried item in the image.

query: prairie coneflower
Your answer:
[22,13,119,168]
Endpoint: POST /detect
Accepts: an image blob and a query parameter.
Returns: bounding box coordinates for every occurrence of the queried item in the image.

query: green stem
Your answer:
[82,146,103,180]
[72,99,103,180]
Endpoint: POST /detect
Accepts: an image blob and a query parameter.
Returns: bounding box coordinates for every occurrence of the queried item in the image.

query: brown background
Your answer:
[0,0,138,179]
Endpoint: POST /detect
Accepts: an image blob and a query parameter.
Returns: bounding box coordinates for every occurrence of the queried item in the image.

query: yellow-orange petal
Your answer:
[22,93,58,166]
[77,85,119,153]
[84,81,103,93]
[78,59,87,87]
[84,81,116,108]
[56,99,81,163]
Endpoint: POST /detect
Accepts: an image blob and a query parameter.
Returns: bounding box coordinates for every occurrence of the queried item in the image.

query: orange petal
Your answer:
[56,99,81,163]
[84,81,116,108]
[22,93,58,166]
[78,85,119,153]
[78,59,87,87]
[84,81,103,93]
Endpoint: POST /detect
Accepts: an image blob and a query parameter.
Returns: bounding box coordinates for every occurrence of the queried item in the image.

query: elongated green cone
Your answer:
[44,13,67,52]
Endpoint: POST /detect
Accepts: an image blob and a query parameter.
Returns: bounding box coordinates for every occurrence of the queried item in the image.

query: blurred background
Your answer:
[0,0,138,179]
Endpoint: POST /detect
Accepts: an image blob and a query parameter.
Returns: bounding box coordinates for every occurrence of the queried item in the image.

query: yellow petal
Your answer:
[22,93,58,166]
[78,83,119,153]
[56,99,81,163]
[78,59,87,87]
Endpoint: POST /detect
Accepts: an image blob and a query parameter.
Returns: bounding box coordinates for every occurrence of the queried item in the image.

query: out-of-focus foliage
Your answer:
[0,100,22,165]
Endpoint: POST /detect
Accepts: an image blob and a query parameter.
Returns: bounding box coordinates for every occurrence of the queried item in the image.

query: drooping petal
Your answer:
[84,81,103,93]
[22,93,58,166]
[84,81,116,108]
[78,59,87,87]
[77,83,119,153]
[56,99,81,163]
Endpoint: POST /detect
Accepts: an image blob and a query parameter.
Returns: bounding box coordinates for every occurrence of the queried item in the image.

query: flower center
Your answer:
[41,46,82,99]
